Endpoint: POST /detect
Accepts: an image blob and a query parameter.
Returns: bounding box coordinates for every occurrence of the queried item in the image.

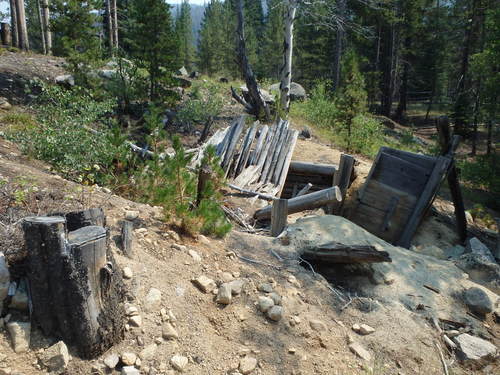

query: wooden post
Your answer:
[1,23,11,46]
[9,0,18,48]
[329,154,355,214]
[121,220,134,258]
[196,163,213,206]
[23,216,125,358]
[271,199,288,237]
[255,186,342,221]
[436,117,467,243]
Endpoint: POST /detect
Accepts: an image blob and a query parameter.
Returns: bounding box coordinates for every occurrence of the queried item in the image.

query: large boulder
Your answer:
[239,85,274,103]
[455,253,500,294]
[269,82,307,101]
[466,237,496,263]
[463,287,494,315]
[55,74,75,87]
[453,333,497,368]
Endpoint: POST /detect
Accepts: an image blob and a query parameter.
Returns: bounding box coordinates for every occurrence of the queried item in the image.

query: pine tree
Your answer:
[176,0,194,71]
[126,0,179,100]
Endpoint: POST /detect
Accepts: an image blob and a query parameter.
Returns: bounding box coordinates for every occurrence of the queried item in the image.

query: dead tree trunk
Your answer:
[41,0,51,54]
[15,0,29,51]
[106,0,114,51]
[1,23,11,46]
[22,214,125,358]
[279,0,298,114]
[235,0,270,121]
[332,0,346,92]
[112,0,118,49]
[9,0,18,48]
[36,0,46,54]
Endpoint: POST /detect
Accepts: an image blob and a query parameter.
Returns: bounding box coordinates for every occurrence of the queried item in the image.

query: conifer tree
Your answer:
[176,0,194,71]
[126,0,179,100]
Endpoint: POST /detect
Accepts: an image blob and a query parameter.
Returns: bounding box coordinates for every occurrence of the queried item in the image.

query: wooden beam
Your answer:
[329,154,355,214]
[289,161,337,177]
[271,199,288,237]
[254,186,342,220]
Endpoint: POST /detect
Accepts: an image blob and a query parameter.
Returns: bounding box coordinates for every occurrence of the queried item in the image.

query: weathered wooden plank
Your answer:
[381,147,436,171]
[235,122,258,177]
[231,126,251,178]
[396,156,451,248]
[254,186,341,220]
[289,161,337,177]
[329,154,355,214]
[222,116,246,174]
[271,199,288,237]
[271,130,292,184]
[276,130,299,195]
[249,125,268,165]
[261,120,289,183]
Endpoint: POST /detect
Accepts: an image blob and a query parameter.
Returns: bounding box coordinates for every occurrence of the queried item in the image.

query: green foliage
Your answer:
[126,0,179,100]
[176,80,224,125]
[458,154,500,194]
[260,0,284,80]
[175,0,195,70]
[4,81,122,185]
[50,1,103,86]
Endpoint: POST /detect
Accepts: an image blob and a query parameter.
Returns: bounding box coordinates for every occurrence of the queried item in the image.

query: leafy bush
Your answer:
[458,154,500,193]
[4,81,124,184]
[176,80,225,125]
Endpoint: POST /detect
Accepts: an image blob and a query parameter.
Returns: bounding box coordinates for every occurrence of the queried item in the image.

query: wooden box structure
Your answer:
[348,147,451,248]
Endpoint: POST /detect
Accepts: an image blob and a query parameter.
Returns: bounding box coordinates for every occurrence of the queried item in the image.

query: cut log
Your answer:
[329,154,355,214]
[289,161,337,177]
[254,186,342,220]
[271,199,288,237]
[121,220,134,258]
[23,217,125,358]
[295,183,313,197]
[301,242,392,264]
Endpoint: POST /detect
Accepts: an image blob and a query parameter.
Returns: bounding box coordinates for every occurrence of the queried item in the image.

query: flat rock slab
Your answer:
[40,341,70,373]
[454,333,497,367]
[7,322,30,353]
[349,342,372,361]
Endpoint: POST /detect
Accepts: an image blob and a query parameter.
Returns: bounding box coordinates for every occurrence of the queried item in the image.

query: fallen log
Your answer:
[228,183,277,201]
[301,241,392,264]
[289,161,337,177]
[254,186,342,220]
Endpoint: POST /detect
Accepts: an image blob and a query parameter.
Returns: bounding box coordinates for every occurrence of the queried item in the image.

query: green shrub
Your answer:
[176,80,225,125]
[458,153,500,193]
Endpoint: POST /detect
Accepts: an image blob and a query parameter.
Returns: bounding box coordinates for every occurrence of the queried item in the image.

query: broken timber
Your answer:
[301,242,391,264]
[254,186,342,221]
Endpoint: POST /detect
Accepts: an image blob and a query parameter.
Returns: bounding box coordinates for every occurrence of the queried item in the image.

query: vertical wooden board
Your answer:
[235,122,258,177]
[396,156,451,248]
[271,130,292,184]
[260,120,287,183]
[271,199,288,237]
[231,126,251,178]
[276,130,299,195]
[222,116,245,174]
[250,125,268,165]
[262,121,290,183]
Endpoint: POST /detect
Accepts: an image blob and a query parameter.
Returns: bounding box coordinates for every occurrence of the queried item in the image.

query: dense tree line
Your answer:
[2,0,498,146]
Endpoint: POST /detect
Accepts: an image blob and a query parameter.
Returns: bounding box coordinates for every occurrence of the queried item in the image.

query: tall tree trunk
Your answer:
[9,0,19,48]
[395,37,410,121]
[106,0,114,52]
[332,0,346,92]
[235,0,270,120]
[36,0,46,54]
[111,0,119,49]
[41,0,51,54]
[279,0,298,115]
[15,0,29,51]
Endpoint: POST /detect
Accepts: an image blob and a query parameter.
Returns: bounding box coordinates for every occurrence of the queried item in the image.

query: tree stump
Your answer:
[23,215,125,358]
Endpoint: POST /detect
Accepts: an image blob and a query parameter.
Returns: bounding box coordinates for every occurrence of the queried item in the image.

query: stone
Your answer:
[121,352,137,366]
[170,355,188,372]
[188,250,202,263]
[104,353,120,369]
[269,82,306,101]
[353,324,375,335]
[454,333,497,367]
[144,288,162,312]
[139,344,157,360]
[349,343,372,361]
[257,283,273,293]
[0,97,11,110]
[221,272,234,283]
[299,127,311,139]
[268,292,282,305]
[455,253,500,294]
[216,283,232,305]
[177,66,189,77]
[172,244,187,251]
[55,74,75,87]
[121,366,140,375]
[445,245,466,259]
[6,322,30,353]
[193,275,216,293]
[123,267,133,279]
[257,296,274,313]
[162,323,179,340]
[198,235,210,245]
[463,287,493,315]
[9,280,28,311]
[0,253,10,301]
[40,341,70,373]
[125,210,139,221]
[129,315,142,327]
[239,356,257,374]
[289,316,301,326]
[309,319,327,332]
[465,211,474,225]
[228,279,245,295]
[267,306,283,321]
[467,238,496,263]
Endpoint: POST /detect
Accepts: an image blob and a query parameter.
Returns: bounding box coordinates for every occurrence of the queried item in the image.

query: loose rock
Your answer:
[129,315,142,327]
[257,296,274,313]
[170,354,188,372]
[121,366,140,375]
[467,237,496,263]
[40,341,70,373]
[267,305,283,321]
[123,267,134,279]
[104,353,120,369]
[193,275,216,293]
[463,287,493,315]
[309,319,327,332]
[216,283,232,305]
[349,343,372,361]
[188,250,202,263]
[454,333,497,367]
[228,279,245,295]
[139,344,157,360]
[125,210,139,220]
[268,292,282,305]
[353,324,375,335]
[257,283,273,293]
[162,323,179,340]
[6,322,30,353]
[144,288,162,312]
[121,352,137,366]
[239,356,257,374]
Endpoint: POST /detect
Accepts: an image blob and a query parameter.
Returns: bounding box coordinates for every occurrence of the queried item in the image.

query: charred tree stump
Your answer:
[121,220,134,258]
[65,208,106,232]
[23,217,125,358]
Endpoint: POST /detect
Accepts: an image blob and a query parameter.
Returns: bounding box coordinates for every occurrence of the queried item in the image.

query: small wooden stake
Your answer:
[271,199,288,237]
[121,220,134,258]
